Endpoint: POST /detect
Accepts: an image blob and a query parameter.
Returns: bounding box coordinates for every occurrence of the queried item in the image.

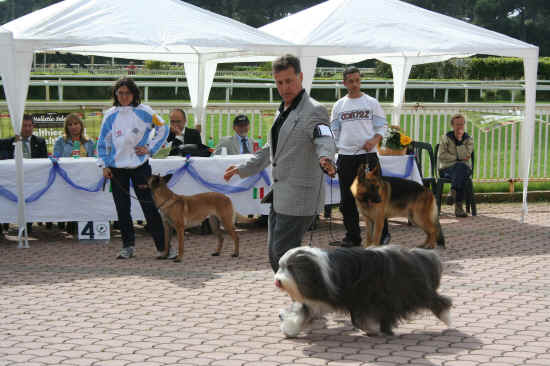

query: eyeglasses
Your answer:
[116,91,133,97]
[170,120,185,124]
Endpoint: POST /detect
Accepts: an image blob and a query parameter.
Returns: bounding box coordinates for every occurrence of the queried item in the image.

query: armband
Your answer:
[313,124,334,138]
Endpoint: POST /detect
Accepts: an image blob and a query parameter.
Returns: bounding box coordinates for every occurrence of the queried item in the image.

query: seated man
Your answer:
[1,114,49,235]
[215,114,266,226]
[438,113,474,218]
[214,114,257,155]
[166,108,204,156]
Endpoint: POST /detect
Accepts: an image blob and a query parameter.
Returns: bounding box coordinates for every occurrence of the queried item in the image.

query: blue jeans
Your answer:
[440,162,471,202]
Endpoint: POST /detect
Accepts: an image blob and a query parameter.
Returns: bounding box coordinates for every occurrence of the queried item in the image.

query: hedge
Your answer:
[375,57,550,80]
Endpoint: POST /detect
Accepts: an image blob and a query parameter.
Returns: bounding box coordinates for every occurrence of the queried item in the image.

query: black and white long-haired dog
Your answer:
[274,245,452,337]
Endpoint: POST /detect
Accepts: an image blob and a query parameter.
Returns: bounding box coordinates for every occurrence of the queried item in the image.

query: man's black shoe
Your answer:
[380,232,391,246]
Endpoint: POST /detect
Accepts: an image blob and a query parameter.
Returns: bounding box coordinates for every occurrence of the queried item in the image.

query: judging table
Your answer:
[0,155,421,223]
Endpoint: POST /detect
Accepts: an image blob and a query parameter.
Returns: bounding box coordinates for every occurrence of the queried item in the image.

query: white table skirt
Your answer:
[0,155,421,223]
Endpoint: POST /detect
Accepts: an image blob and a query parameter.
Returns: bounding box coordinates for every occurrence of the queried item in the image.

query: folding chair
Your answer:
[434,143,477,216]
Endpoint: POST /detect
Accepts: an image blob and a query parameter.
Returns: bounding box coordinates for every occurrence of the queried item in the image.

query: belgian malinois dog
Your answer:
[350,163,445,249]
[148,174,239,262]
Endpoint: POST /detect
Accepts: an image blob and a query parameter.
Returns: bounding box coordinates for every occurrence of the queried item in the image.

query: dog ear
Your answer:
[163,173,173,183]
[357,163,367,183]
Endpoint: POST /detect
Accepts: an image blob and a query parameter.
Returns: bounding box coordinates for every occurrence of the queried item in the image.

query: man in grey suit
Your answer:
[224,54,336,272]
[214,114,257,155]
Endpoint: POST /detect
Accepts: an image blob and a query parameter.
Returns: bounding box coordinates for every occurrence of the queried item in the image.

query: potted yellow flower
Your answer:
[379,126,412,155]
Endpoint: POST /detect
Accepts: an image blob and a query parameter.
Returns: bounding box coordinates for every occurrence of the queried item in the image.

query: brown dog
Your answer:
[148,174,239,262]
[350,163,445,249]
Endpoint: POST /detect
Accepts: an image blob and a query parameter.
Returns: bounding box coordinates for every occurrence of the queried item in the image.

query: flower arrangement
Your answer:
[382,125,412,150]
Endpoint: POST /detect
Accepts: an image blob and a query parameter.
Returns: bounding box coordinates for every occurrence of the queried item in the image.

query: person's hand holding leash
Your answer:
[224,165,240,181]
[103,167,112,179]
[320,157,336,177]
[363,135,382,152]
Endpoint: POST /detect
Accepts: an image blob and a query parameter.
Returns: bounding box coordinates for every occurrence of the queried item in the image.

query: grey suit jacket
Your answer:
[238,92,336,216]
[214,134,257,155]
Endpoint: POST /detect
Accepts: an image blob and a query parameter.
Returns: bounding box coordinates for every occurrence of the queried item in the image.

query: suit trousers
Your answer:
[110,162,165,251]
[268,205,316,272]
[337,153,388,244]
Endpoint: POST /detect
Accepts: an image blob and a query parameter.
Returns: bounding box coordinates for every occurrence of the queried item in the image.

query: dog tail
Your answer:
[431,197,445,248]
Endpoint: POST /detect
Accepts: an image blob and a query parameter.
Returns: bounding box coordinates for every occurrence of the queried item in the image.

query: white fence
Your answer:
[190,102,550,182]
[6,77,550,103]
[2,102,549,182]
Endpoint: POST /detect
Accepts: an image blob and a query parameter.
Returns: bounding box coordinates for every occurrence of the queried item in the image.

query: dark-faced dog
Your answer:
[275,245,452,337]
[148,174,239,262]
[351,163,445,249]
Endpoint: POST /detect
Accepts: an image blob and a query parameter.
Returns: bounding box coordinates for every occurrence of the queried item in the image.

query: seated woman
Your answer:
[53,113,95,158]
[53,113,95,234]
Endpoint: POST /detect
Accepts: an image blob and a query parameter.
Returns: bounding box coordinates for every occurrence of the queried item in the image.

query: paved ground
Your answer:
[0,202,549,366]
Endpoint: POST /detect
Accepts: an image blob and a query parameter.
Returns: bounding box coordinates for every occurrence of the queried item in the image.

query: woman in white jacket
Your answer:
[97,77,169,259]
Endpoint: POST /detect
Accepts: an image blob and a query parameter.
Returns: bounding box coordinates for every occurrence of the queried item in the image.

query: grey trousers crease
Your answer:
[268,205,316,272]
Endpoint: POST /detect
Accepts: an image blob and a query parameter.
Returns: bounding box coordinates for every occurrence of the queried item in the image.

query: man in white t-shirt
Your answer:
[329,67,391,247]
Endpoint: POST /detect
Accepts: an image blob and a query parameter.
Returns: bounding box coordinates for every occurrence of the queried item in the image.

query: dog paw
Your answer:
[231,253,239,258]
[173,258,182,263]
[211,252,220,256]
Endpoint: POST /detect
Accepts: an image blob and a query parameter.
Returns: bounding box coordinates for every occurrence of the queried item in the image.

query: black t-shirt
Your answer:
[271,89,305,156]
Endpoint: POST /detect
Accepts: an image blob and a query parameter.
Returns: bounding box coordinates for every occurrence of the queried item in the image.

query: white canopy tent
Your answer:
[0,0,296,247]
[257,0,539,222]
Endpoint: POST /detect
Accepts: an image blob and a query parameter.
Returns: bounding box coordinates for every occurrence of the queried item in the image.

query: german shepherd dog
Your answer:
[147,174,239,262]
[350,163,445,249]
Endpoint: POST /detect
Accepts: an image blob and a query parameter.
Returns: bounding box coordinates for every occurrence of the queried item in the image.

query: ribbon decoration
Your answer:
[325,155,416,186]
[166,158,271,193]
[0,157,271,203]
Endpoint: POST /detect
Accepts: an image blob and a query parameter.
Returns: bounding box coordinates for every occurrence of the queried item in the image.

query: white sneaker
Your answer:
[167,246,178,260]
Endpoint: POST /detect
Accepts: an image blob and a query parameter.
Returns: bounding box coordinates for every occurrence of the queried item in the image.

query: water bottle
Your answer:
[207,137,214,148]
[257,136,263,147]
[72,140,80,159]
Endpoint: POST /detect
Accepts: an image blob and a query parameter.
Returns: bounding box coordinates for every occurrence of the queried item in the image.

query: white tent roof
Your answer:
[260,0,537,62]
[2,0,294,61]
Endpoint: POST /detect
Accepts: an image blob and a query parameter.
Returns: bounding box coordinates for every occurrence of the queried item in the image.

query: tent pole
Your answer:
[520,52,539,223]
[390,58,412,126]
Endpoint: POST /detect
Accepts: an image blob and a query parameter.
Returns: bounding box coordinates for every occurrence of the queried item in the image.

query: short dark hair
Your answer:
[22,114,33,122]
[112,77,141,107]
[171,108,187,122]
[272,54,301,74]
[233,114,250,125]
[343,66,360,81]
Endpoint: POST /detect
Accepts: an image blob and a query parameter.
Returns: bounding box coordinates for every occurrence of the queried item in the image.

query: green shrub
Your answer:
[144,60,170,70]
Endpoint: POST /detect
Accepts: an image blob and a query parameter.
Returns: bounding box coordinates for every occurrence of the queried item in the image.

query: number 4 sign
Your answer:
[78,221,110,240]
